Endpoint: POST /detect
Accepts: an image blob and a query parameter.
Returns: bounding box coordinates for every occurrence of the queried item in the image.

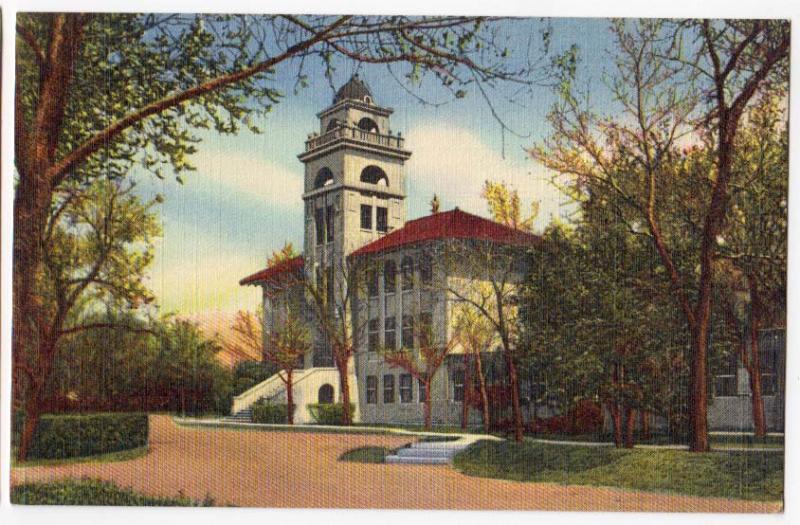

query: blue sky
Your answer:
[135,17,617,315]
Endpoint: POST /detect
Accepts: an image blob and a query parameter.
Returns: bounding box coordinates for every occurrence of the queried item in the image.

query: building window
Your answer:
[383,374,395,403]
[367,268,379,298]
[314,167,334,189]
[453,369,465,401]
[325,205,335,242]
[418,312,432,348]
[366,376,378,404]
[400,374,413,403]
[361,165,388,185]
[384,316,396,350]
[376,207,388,232]
[761,342,779,396]
[384,260,396,293]
[360,204,372,230]
[419,379,427,402]
[315,207,325,246]
[402,315,414,349]
[368,319,379,352]
[401,256,414,291]
[715,352,738,397]
[420,254,433,286]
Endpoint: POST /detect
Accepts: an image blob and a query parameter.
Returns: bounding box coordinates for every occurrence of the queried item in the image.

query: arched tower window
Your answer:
[357,117,379,133]
[326,119,341,131]
[360,165,388,186]
[318,384,334,404]
[401,256,414,291]
[314,167,334,189]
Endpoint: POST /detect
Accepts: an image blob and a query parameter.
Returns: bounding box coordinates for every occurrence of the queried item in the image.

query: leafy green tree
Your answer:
[264,314,311,424]
[454,304,494,432]
[15,178,159,460]
[530,18,789,451]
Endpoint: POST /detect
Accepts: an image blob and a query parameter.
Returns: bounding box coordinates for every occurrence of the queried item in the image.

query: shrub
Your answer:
[27,413,148,460]
[251,401,289,424]
[307,403,355,425]
[12,478,213,506]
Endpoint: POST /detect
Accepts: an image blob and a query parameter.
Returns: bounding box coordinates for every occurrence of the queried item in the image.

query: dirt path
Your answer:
[11,416,780,512]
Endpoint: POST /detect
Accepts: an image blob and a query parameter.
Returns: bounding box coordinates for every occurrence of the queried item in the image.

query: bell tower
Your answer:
[298,74,412,366]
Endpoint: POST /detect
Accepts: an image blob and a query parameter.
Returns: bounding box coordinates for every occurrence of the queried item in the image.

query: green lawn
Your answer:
[338,446,399,463]
[453,440,783,502]
[12,478,215,506]
[12,446,149,468]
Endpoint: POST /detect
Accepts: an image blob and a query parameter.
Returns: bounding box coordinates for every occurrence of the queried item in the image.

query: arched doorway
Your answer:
[318,384,335,404]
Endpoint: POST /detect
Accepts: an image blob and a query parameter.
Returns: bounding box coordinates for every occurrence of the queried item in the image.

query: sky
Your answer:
[135,17,618,315]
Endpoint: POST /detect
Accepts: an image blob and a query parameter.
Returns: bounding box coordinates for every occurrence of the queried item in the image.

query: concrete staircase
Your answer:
[385,439,472,465]
[222,408,253,423]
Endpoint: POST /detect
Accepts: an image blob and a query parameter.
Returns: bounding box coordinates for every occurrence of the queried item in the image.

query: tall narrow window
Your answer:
[368,319,379,352]
[761,342,778,396]
[453,369,465,401]
[376,207,388,232]
[366,376,378,404]
[315,207,325,246]
[325,205,335,242]
[401,256,414,291]
[383,374,395,404]
[384,260,396,294]
[400,374,413,403]
[367,268,379,298]
[420,254,433,286]
[384,316,396,350]
[418,312,433,348]
[326,266,334,305]
[402,315,414,349]
[714,352,738,397]
[360,204,372,230]
[419,379,427,402]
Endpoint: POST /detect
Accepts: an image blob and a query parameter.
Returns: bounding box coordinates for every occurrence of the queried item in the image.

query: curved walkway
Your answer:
[11,416,779,511]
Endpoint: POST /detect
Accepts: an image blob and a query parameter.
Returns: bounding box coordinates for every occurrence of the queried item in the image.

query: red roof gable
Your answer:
[240,256,304,286]
[350,209,540,258]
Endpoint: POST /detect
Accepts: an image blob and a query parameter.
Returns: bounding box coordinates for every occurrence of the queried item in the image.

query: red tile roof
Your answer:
[350,208,540,258]
[239,255,304,286]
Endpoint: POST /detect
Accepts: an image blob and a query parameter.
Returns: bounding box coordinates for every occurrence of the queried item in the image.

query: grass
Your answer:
[339,445,401,463]
[12,446,150,468]
[11,478,215,506]
[453,439,783,502]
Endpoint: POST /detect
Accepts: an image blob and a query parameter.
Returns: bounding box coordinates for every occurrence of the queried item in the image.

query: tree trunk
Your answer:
[748,275,767,439]
[461,353,471,430]
[286,370,294,425]
[474,350,490,433]
[336,357,352,425]
[423,381,432,430]
[503,349,524,442]
[608,402,623,448]
[640,410,651,441]
[623,406,636,448]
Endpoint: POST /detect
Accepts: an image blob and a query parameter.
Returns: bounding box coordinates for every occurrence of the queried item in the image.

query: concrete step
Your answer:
[385,454,451,465]
[396,447,456,459]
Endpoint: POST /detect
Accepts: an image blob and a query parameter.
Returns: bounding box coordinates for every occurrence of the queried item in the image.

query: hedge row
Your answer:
[28,413,148,460]
[12,479,213,506]
[251,401,289,424]
[307,403,355,425]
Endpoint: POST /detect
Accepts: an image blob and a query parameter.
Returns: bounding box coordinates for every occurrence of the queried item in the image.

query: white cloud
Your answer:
[188,148,303,210]
[405,122,568,231]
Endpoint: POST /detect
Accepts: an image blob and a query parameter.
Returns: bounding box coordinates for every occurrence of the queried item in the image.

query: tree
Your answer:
[14,13,536,446]
[442,239,533,442]
[481,180,539,232]
[454,304,493,432]
[530,19,789,451]
[265,315,311,424]
[15,178,159,460]
[267,242,300,267]
[380,310,458,429]
[716,91,788,438]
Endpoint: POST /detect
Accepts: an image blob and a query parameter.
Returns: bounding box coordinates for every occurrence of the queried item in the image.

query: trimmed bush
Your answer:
[251,401,289,424]
[12,479,213,506]
[307,403,356,425]
[27,413,148,460]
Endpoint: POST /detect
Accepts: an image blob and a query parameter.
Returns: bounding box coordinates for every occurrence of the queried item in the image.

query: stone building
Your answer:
[234,75,537,425]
